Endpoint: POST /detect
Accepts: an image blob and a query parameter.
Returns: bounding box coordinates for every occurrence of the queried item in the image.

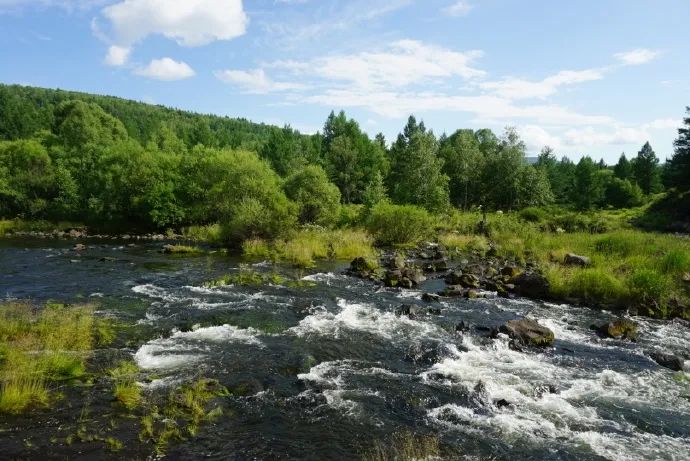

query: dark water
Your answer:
[1,239,690,460]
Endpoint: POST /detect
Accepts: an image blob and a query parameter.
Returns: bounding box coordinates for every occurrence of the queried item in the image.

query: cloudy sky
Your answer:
[1,0,688,162]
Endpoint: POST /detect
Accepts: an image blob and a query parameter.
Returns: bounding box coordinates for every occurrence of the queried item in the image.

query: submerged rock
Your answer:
[509,271,550,299]
[596,319,637,341]
[396,303,440,319]
[422,292,441,302]
[564,253,591,267]
[649,351,685,371]
[499,318,555,347]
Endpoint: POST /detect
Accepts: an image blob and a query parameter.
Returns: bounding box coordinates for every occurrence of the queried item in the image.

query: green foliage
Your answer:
[604,178,644,208]
[388,116,449,212]
[284,165,341,227]
[366,202,434,245]
[665,107,690,191]
[627,268,669,306]
[659,249,690,274]
[632,141,662,195]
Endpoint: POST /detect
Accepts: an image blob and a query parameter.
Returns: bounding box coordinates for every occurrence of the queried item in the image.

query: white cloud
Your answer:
[518,125,563,151]
[643,118,680,130]
[480,69,603,100]
[0,0,108,13]
[134,58,195,81]
[104,45,130,66]
[615,48,661,65]
[101,0,248,47]
[563,126,649,147]
[215,68,306,93]
[272,40,484,90]
[443,1,473,17]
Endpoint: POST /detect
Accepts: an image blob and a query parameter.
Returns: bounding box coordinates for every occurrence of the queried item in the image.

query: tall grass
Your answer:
[242,228,377,268]
[361,431,441,461]
[0,302,98,413]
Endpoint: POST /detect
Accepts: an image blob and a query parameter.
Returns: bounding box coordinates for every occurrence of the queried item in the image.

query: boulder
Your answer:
[509,271,550,299]
[444,270,463,285]
[500,266,521,277]
[396,304,440,319]
[73,243,87,251]
[387,254,406,270]
[348,257,379,279]
[422,292,441,302]
[438,286,466,297]
[564,253,591,267]
[499,318,555,347]
[596,319,637,341]
[649,351,685,371]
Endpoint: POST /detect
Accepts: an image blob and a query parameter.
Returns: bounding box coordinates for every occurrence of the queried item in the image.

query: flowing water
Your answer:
[1,239,689,460]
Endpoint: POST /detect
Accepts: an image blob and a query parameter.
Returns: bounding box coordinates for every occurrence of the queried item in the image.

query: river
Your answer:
[1,238,689,460]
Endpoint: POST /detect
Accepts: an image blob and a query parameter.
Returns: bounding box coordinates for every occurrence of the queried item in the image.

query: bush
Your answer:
[283,165,341,227]
[366,203,434,245]
[338,204,365,227]
[519,206,548,223]
[604,178,644,209]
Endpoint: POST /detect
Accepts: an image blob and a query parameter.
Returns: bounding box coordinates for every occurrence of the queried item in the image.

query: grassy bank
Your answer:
[0,302,100,413]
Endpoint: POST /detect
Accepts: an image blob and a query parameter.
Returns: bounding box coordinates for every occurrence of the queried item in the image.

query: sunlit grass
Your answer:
[242,228,377,268]
[181,224,222,244]
[361,431,441,461]
[0,302,100,413]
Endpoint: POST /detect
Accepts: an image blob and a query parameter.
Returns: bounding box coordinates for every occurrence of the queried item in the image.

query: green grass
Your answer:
[181,224,223,244]
[242,228,377,268]
[203,265,286,287]
[162,244,206,255]
[0,302,99,413]
[361,431,441,461]
[108,360,141,410]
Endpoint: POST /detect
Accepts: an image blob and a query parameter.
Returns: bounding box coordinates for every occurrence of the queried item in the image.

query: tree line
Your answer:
[0,85,688,240]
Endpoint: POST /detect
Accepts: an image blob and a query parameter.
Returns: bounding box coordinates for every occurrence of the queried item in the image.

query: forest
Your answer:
[2,84,688,241]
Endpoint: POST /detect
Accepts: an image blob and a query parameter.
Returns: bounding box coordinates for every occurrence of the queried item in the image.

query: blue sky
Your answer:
[1,0,689,162]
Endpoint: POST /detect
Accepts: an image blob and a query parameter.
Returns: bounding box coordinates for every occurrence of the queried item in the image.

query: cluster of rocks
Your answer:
[347,243,551,303]
[6,228,182,241]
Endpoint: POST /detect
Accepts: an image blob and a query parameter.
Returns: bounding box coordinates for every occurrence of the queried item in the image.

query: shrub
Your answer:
[181,224,222,244]
[338,204,365,228]
[366,203,434,245]
[604,178,644,209]
[283,165,341,227]
[519,206,548,223]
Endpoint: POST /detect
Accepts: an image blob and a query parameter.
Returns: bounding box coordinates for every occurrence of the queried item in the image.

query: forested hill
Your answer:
[0,84,307,150]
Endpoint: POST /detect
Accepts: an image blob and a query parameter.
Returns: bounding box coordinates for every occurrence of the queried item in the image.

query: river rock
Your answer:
[596,319,637,341]
[396,303,439,319]
[500,266,521,277]
[444,270,463,285]
[384,267,425,288]
[649,351,685,371]
[499,318,555,347]
[348,257,379,279]
[509,271,550,299]
[387,254,406,270]
[422,292,441,302]
[73,243,87,251]
[438,285,466,297]
[564,253,591,267]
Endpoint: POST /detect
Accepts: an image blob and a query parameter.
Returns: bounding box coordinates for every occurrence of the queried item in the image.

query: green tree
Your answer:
[260,125,309,177]
[665,107,690,191]
[613,153,632,180]
[284,165,341,227]
[573,156,605,209]
[0,140,55,217]
[632,142,662,194]
[604,177,644,208]
[388,116,449,212]
[515,165,554,208]
[439,129,484,209]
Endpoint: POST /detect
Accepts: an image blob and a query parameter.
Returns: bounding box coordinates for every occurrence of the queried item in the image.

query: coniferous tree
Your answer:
[613,153,632,180]
[632,141,662,194]
[665,107,690,191]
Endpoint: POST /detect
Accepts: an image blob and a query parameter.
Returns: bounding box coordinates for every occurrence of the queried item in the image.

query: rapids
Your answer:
[1,238,689,460]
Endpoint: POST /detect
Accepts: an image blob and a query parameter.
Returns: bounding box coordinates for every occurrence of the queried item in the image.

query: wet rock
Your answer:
[465,289,482,299]
[161,244,176,254]
[347,257,379,279]
[444,270,463,285]
[422,292,441,302]
[509,271,550,299]
[564,253,591,267]
[455,321,470,332]
[438,286,466,297]
[499,318,555,347]
[99,256,117,262]
[649,351,685,371]
[73,243,87,251]
[500,266,521,277]
[533,384,558,398]
[396,303,439,319]
[494,399,512,408]
[405,341,449,365]
[422,259,449,272]
[596,319,637,341]
[384,267,425,288]
[387,254,406,270]
[68,228,85,238]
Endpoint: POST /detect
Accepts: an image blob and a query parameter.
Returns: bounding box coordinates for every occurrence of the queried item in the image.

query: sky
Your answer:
[1,0,689,162]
